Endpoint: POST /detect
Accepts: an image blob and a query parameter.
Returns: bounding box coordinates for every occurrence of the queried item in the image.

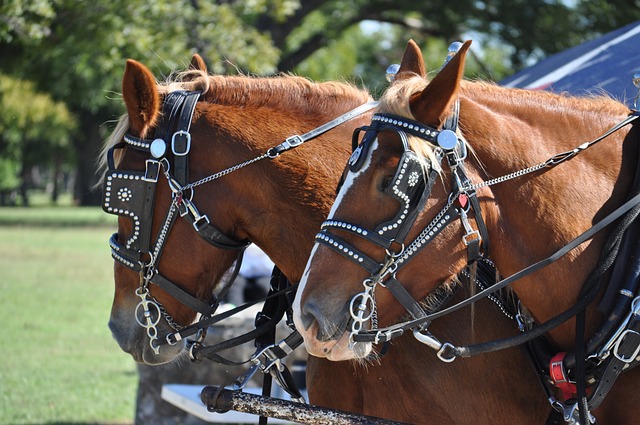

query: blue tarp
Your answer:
[500,21,640,107]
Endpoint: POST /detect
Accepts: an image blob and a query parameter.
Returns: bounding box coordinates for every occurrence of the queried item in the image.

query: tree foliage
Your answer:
[0,74,75,195]
[0,0,638,204]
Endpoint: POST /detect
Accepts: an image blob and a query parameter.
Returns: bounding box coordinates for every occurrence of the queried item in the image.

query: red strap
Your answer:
[549,352,577,401]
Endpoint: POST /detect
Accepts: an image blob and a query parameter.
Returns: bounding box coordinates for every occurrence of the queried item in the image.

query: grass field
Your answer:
[0,202,138,424]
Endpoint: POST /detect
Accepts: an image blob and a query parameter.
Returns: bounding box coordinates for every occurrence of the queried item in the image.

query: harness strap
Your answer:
[155,91,184,142]
[352,189,640,343]
[150,271,217,316]
[385,277,429,321]
[266,101,378,157]
[171,91,200,185]
[549,352,577,401]
[589,309,640,409]
[178,201,250,250]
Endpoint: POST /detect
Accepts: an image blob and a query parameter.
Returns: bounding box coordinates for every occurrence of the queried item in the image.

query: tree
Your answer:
[1,0,639,205]
[0,74,75,205]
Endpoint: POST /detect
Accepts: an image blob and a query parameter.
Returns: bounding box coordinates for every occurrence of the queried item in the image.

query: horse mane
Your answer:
[166,70,372,117]
[98,70,371,181]
[377,74,631,177]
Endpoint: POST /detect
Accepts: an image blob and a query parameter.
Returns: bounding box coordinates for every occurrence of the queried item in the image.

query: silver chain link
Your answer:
[463,161,548,192]
[182,153,271,191]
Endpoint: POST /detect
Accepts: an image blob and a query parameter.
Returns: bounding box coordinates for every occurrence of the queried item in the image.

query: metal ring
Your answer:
[349,292,375,322]
[135,298,161,328]
[385,243,405,258]
[436,342,458,363]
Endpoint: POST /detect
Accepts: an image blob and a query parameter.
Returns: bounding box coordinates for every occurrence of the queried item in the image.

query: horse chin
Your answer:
[305,331,373,361]
[109,315,185,365]
[140,342,185,366]
[327,334,373,361]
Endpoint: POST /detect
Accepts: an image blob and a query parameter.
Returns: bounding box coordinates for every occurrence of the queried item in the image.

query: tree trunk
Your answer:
[51,156,61,204]
[73,112,104,206]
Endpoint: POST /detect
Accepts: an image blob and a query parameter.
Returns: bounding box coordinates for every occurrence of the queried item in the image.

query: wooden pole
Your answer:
[201,385,410,425]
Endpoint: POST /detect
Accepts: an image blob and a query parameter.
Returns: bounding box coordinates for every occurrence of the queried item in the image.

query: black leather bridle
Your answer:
[103,90,251,354]
[103,89,378,355]
[315,99,640,424]
[316,110,490,353]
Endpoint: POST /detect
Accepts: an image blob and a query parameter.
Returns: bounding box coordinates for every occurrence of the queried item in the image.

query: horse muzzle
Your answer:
[108,310,184,365]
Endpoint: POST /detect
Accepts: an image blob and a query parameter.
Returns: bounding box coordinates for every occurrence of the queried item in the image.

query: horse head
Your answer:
[294,40,478,360]
[104,57,247,364]
[102,56,372,365]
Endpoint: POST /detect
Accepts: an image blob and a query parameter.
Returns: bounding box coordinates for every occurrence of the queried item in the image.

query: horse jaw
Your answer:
[108,268,186,365]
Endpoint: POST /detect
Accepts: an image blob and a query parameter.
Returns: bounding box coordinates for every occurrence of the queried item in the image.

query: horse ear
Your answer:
[409,40,472,126]
[189,53,207,73]
[396,39,426,80]
[122,60,159,136]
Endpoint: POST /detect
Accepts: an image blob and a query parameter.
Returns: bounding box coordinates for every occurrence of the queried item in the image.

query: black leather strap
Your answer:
[150,271,217,316]
[385,277,428,321]
[588,314,640,409]
[353,190,640,343]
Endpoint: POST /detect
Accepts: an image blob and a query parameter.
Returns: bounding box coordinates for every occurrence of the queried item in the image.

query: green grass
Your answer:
[0,203,136,424]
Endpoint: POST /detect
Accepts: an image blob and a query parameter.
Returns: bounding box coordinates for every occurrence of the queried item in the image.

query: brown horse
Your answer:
[295,39,640,424]
[102,55,547,423]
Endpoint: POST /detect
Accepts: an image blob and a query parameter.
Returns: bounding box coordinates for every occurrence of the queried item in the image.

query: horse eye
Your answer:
[381,175,393,190]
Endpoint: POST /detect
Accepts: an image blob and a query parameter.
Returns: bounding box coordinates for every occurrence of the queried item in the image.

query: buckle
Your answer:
[613,329,640,363]
[143,160,160,182]
[193,215,211,232]
[166,332,181,345]
[549,352,577,400]
[283,134,304,149]
[171,130,191,156]
[462,230,481,246]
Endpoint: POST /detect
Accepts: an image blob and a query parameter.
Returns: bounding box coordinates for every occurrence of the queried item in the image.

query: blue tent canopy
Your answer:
[500,21,640,107]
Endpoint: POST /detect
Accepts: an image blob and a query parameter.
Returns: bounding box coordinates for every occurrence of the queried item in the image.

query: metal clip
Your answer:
[234,343,284,390]
[593,296,640,361]
[187,329,207,362]
[233,364,260,390]
[554,401,596,425]
[613,329,640,363]
[459,208,481,246]
[412,329,442,351]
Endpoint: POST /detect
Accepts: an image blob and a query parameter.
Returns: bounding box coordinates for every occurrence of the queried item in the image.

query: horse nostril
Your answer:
[300,300,321,332]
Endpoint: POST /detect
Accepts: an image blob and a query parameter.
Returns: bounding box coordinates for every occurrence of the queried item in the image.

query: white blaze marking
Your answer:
[293,139,379,333]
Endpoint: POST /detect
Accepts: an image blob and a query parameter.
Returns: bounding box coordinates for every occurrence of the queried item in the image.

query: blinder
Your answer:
[348,128,376,172]
[102,154,160,254]
[341,117,441,246]
[375,147,436,243]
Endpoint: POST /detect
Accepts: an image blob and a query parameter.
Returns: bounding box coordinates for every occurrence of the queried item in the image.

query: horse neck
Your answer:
[197,94,370,283]
[458,83,635,348]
